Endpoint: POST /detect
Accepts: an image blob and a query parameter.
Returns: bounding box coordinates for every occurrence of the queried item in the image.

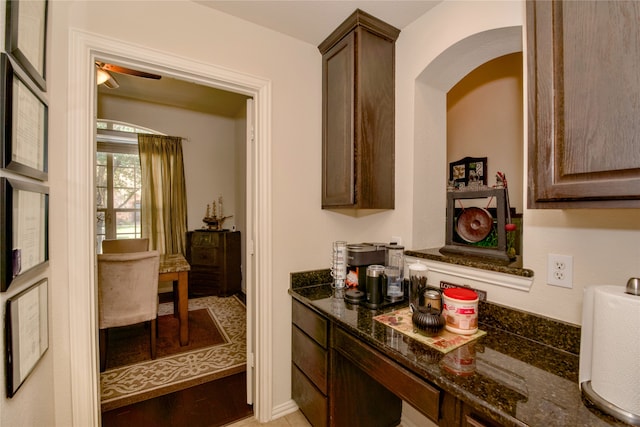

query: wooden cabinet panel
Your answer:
[527,0,640,207]
[292,364,328,427]
[332,326,440,423]
[292,326,328,394]
[292,300,328,348]
[185,231,241,297]
[319,9,399,209]
[323,33,355,206]
[331,349,402,427]
[291,301,330,426]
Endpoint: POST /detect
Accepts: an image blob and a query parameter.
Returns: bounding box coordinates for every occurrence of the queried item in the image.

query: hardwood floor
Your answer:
[102,371,253,427]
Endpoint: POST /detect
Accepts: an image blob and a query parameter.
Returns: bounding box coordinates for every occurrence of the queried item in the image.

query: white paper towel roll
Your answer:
[580,285,640,417]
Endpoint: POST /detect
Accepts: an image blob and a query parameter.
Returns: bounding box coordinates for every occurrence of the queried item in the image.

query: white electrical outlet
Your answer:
[547,254,573,288]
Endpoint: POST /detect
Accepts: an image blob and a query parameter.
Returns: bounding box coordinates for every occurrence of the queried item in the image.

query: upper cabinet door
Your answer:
[322,32,356,207]
[319,9,399,210]
[527,1,640,208]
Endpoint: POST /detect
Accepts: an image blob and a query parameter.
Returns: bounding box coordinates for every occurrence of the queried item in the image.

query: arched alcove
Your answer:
[411,26,523,250]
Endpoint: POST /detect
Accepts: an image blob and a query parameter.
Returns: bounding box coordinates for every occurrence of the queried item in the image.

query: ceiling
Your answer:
[194,1,441,46]
[98,1,441,117]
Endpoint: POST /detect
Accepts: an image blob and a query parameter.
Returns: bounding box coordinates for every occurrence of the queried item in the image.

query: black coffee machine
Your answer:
[344,243,386,304]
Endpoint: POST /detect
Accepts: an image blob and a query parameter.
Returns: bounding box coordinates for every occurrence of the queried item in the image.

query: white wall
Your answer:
[398,0,640,326]
[0,1,56,426]
[98,94,244,232]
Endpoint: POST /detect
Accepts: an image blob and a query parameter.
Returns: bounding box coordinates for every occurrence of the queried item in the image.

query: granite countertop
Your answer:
[405,247,534,278]
[289,270,628,427]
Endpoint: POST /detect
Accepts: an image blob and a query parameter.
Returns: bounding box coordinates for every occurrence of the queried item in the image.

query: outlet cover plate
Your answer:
[547,254,573,288]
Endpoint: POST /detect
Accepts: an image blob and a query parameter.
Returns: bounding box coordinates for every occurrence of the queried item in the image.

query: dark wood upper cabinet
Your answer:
[319,9,399,209]
[527,0,640,208]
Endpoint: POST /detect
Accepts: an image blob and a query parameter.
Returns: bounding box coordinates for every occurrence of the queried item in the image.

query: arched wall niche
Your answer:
[411,26,523,250]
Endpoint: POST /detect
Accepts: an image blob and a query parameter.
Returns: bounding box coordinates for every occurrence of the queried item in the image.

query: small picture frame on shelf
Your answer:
[1,178,49,292]
[5,278,49,397]
[449,156,487,189]
[1,53,48,181]
[5,0,48,91]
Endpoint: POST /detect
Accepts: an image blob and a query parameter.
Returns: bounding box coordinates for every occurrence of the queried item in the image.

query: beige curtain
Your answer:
[138,134,188,255]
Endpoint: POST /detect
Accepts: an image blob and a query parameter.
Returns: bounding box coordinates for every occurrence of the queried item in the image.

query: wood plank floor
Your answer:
[102,371,253,427]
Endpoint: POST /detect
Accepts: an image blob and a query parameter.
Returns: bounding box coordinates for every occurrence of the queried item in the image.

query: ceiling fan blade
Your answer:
[101,63,162,80]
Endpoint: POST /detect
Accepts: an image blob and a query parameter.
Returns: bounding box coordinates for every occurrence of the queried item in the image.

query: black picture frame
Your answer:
[1,53,48,181]
[5,0,48,91]
[5,278,49,397]
[0,178,49,292]
[449,156,487,189]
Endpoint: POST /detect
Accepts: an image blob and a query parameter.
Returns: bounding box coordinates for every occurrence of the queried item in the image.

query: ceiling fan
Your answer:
[95,62,162,89]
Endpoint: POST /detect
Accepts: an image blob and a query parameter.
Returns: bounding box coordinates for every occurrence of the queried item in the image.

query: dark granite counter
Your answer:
[289,269,628,427]
[405,247,534,278]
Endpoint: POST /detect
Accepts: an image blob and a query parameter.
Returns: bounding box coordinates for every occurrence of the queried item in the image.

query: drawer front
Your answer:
[292,364,328,427]
[292,300,328,348]
[191,231,222,247]
[191,248,222,266]
[333,326,440,422]
[189,267,221,282]
[292,325,328,394]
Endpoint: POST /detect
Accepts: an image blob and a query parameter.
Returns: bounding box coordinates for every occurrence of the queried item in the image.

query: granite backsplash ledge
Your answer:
[290,269,581,356]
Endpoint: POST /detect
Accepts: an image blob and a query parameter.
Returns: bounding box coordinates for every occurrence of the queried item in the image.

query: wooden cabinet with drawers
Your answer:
[185,230,241,297]
[291,300,329,426]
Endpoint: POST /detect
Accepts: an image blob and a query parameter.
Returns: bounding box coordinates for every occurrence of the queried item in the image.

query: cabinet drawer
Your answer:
[292,325,328,394]
[333,326,440,423]
[191,248,222,266]
[190,232,222,247]
[292,300,328,348]
[292,364,328,427]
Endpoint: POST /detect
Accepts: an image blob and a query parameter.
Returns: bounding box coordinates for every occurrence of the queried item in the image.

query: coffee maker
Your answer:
[344,243,386,304]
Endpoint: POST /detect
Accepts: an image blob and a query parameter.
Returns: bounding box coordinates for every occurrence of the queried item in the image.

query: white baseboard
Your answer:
[271,399,300,420]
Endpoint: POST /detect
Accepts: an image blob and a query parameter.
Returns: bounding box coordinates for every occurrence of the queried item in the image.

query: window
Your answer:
[96,150,142,251]
[95,120,163,253]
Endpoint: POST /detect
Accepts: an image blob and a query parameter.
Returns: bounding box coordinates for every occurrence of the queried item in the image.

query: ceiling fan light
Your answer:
[96,67,110,85]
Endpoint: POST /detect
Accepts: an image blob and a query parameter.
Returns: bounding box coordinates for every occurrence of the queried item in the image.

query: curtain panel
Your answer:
[138,134,188,255]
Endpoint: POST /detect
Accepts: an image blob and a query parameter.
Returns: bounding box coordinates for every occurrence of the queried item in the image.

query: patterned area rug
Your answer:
[100,295,246,411]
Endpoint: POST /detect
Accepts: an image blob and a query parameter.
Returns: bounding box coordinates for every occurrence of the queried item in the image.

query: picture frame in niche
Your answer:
[1,53,48,181]
[0,178,49,292]
[5,0,48,91]
[5,278,49,397]
[449,156,487,189]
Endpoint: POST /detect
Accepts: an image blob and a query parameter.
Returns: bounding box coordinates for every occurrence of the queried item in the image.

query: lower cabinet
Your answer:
[291,299,505,427]
[291,300,329,426]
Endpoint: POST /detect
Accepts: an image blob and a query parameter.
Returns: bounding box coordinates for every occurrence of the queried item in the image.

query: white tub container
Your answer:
[442,287,479,335]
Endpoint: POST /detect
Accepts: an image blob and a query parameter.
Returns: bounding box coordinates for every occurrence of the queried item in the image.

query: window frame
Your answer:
[95,120,162,252]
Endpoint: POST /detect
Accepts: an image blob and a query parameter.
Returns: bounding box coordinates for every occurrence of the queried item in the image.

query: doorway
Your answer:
[66,29,274,425]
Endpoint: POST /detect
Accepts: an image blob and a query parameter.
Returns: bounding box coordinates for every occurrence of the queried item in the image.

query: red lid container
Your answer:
[443,287,478,301]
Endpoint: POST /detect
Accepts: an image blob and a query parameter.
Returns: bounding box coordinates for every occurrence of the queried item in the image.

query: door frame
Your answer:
[66,29,274,425]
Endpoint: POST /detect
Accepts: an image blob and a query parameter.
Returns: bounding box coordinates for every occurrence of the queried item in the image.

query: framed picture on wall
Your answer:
[1,53,48,181]
[449,156,487,189]
[0,178,49,292]
[5,278,49,397]
[5,0,49,91]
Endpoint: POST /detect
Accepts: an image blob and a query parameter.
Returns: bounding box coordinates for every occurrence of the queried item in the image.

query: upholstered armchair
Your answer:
[97,251,160,372]
[102,238,150,253]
